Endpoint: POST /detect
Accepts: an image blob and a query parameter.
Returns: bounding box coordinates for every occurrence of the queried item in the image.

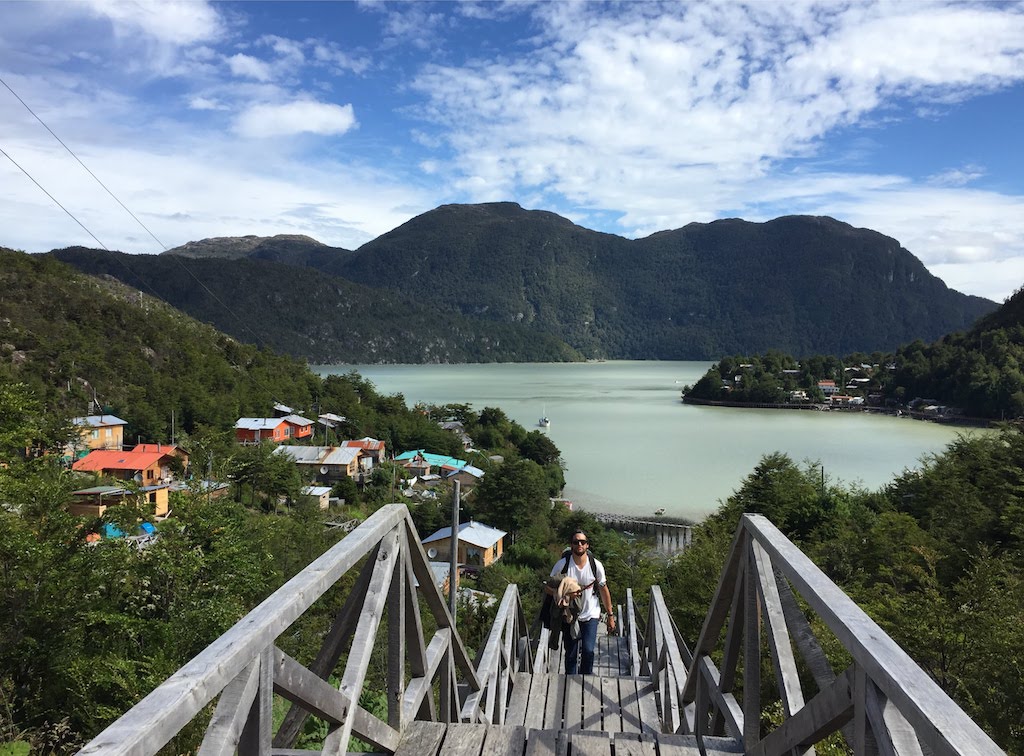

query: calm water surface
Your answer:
[315,361,969,521]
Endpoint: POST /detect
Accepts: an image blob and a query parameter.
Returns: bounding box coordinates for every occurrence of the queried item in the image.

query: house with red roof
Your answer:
[72,446,182,486]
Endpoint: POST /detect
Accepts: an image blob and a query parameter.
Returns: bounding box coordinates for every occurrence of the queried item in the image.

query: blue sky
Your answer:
[2,1,1024,302]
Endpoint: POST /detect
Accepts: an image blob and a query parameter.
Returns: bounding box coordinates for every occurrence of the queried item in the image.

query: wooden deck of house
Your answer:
[79,506,1005,756]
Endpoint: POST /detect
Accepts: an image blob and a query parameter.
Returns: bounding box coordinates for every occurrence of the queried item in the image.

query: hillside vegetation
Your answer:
[685,282,1024,419]
[162,203,993,360]
[49,247,582,364]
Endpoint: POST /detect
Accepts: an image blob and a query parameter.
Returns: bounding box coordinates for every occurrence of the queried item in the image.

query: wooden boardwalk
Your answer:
[392,624,745,756]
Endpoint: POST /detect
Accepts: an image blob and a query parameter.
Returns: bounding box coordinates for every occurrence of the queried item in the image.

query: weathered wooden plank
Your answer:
[274,546,380,749]
[544,671,565,730]
[504,672,532,727]
[698,656,743,739]
[271,647,400,752]
[442,723,488,755]
[626,590,641,678]
[618,677,641,734]
[681,526,749,704]
[634,678,661,735]
[649,587,690,731]
[402,629,450,724]
[239,646,273,755]
[198,659,259,756]
[571,730,611,756]
[402,550,434,721]
[743,547,761,749]
[601,676,622,733]
[82,505,409,756]
[865,677,925,756]
[323,525,401,755]
[403,517,479,692]
[746,667,855,756]
[388,528,408,731]
[463,586,521,723]
[655,733,701,756]
[523,673,549,730]
[611,731,656,756]
[481,724,527,756]
[581,675,603,731]
[742,515,1002,756]
[524,728,559,756]
[564,675,584,731]
[393,720,446,756]
[701,735,745,755]
[752,542,805,717]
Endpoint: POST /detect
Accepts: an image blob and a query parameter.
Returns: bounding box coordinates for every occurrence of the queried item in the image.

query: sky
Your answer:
[2,1,1024,302]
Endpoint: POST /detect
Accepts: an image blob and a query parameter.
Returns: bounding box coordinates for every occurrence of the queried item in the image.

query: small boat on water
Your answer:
[539,415,551,428]
[655,508,666,517]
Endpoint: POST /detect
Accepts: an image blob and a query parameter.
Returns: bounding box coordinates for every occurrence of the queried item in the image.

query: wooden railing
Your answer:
[642,514,1004,756]
[461,585,533,724]
[78,504,479,755]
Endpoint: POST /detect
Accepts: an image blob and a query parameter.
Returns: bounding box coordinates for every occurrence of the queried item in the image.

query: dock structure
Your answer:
[79,505,1004,756]
[591,512,695,556]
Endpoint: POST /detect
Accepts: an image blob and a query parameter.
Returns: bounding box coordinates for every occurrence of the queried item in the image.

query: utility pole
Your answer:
[449,480,461,624]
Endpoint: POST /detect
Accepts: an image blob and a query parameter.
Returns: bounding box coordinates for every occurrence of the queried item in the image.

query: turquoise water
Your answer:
[314,361,968,521]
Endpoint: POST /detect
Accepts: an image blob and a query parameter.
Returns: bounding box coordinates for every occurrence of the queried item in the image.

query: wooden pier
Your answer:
[78,505,1005,756]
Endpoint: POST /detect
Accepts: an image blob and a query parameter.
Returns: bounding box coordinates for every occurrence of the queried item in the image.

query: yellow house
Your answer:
[67,484,169,518]
[421,520,507,571]
[69,415,128,456]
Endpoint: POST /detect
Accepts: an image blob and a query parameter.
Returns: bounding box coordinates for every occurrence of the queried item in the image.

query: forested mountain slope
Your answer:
[49,247,582,364]
[169,203,995,360]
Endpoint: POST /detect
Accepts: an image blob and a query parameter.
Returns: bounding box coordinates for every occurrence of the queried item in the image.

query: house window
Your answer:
[149,492,157,503]
[91,430,99,440]
[147,469,154,479]
[284,426,292,437]
[105,428,112,437]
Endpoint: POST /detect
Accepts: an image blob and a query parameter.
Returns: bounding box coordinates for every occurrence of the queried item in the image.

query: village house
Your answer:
[235,414,314,444]
[817,380,839,396]
[73,445,184,486]
[341,437,386,472]
[273,445,362,483]
[445,464,485,492]
[421,521,507,571]
[439,421,473,450]
[395,450,474,478]
[68,483,170,518]
[301,485,333,510]
[68,415,128,457]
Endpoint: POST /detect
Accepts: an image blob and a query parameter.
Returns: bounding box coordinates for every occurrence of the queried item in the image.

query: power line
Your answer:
[0,86,296,411]
[1,75,272,353]
[1,75,167,251]
[0,145,110,251]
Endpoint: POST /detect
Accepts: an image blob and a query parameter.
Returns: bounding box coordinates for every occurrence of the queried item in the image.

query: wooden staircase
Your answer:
[77,506,1005,756]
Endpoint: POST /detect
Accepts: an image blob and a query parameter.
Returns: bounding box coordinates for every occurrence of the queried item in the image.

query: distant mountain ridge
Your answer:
[71,203,998,361]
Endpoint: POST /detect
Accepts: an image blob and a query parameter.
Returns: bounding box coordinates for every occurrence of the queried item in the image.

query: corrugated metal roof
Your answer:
[322,447,360,465]
[273,446,360,466]
[235,417,283,430]
[396,449,469,469]
[302,486,332,496]
[73,449,166,472]
[422,520,507,548]
[72,415,128,428]
[281,414,313,426]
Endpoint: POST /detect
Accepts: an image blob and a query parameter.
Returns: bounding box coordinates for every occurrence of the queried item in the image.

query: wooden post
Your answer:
[450,480,461,623]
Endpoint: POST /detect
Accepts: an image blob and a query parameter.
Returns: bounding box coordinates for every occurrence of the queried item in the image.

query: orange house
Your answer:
[235,415,314,444]
[73,447,181,485]
[68,484,170,518]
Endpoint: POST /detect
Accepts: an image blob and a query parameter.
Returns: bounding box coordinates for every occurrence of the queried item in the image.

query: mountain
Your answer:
[0,248,317,442]
[335,204,996,359]
[48,247,582,364]
[71,203,998,361]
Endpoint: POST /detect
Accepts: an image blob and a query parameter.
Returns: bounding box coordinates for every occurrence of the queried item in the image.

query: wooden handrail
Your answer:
[461,584,532,724]
[657,514,1004,756]
[78,504,480,755]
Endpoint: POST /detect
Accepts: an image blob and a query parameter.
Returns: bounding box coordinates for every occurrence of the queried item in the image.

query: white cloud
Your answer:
[83,0,223,46]
[927,165,985,187]
[227,53,274,82]
[233,100,357,138]
[188,96,226,111]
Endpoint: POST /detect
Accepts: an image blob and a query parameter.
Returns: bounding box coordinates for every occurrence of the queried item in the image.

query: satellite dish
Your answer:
[320,466,329,475]
[427,547,438,559]
[133,472,143,483]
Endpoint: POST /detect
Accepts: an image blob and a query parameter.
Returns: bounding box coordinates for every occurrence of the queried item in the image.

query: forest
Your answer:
[685,282,1024,419]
